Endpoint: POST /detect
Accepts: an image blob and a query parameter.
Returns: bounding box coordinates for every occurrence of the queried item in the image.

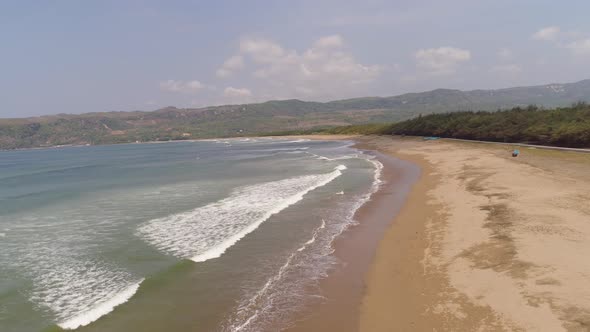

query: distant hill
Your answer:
[1,79,589,149]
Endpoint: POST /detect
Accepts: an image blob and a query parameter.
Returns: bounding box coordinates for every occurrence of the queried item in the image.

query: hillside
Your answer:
[332,79,590,111]
[1,79,589,149]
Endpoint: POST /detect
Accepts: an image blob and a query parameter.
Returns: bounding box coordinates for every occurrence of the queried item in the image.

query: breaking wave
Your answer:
[222,155,384,332]
[57,279,143,330]
[137,165,347,262]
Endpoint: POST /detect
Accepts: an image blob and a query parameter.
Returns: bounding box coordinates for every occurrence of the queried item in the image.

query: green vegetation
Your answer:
[386,103,590,147]
[338,103,590,148]
[321,123,392,135]
[1,80,589,149]
[257,123,391,137]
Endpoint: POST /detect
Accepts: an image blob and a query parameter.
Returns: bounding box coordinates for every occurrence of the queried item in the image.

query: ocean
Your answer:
[0,138,382,332]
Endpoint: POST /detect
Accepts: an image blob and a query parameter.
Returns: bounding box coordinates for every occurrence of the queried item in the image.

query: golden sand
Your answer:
[359,136,590,332]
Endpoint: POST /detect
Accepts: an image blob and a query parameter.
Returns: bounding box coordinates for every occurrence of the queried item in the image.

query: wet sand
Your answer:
[290,135,590,332]
[285,144,421,332]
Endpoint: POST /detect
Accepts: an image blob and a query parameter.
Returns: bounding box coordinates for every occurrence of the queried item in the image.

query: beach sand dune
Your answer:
[359,136,590,332]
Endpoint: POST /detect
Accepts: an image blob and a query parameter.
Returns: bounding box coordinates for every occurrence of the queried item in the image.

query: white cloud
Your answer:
[497,48,513,60]
[223,87,252,98]
[216,55,244,78]
[313,35,344,49]
[489,64,522,75]
[240,39,286,64]
[566,38,590,56]
[159,80,204,93]
[532,26,560,41]
[220,35,382,100]
[415,47,471,75]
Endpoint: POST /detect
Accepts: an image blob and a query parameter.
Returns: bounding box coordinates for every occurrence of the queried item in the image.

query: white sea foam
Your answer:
[367,157,384,189]
[137,165,346,262]
[0,217,143,331]
[298,220,325,252]
[306,152,359,161]
[23,255,141,330]
[58,279,143,330]
[230,219,327,332]
[258,147,309,153]
[0,181,197,330]
[282,138,310,143]
[344,155,384,216]
[223,154,384,332]
[226,146,310,161]
[5,243,142,331]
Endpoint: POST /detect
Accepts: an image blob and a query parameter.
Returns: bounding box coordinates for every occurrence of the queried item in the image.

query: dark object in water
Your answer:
[512,149,520,157]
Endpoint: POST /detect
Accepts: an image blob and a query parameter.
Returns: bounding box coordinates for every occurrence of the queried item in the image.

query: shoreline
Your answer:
[354,136,498,331]
[285,138,421,332]
[4,133,589,154]
[12,135,590,331]
[289,135,590,331]
[356,137,445,331]
[0,135,358,153]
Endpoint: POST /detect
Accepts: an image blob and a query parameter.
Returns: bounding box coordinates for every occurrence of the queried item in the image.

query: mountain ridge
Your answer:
[1,79,589,149]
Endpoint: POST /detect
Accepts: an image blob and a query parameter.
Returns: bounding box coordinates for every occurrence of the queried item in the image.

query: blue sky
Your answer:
[1,0,589,117]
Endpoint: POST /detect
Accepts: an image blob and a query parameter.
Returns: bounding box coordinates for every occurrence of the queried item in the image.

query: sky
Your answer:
[1,0,590,117]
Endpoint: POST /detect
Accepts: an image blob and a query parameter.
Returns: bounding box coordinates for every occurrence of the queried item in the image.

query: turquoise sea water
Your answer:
[0,138,381,332]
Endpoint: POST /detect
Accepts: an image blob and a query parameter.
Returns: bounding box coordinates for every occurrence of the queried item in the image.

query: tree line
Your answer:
[381,103,590,148]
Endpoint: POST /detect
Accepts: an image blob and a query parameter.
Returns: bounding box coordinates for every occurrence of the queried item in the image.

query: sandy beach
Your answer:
[3,134,589,331]
[356,136,590,331]
[284,135,590,331]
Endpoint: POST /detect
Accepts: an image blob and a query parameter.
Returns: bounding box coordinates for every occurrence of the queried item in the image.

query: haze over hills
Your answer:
[1,79,589,149]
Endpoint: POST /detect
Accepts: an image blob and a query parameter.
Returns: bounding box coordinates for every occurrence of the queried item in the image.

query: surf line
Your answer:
[137,165,347,264]
[57,279,144,330]
[225,157,384,331]
[228,218,327,332]
[190,166,346,263]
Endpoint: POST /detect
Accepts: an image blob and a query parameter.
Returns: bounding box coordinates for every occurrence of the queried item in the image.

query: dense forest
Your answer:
[382,103,590,148]
[257,104,590,148]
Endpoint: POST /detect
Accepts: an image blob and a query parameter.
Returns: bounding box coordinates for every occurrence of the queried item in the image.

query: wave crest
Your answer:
[137,166,346,262]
